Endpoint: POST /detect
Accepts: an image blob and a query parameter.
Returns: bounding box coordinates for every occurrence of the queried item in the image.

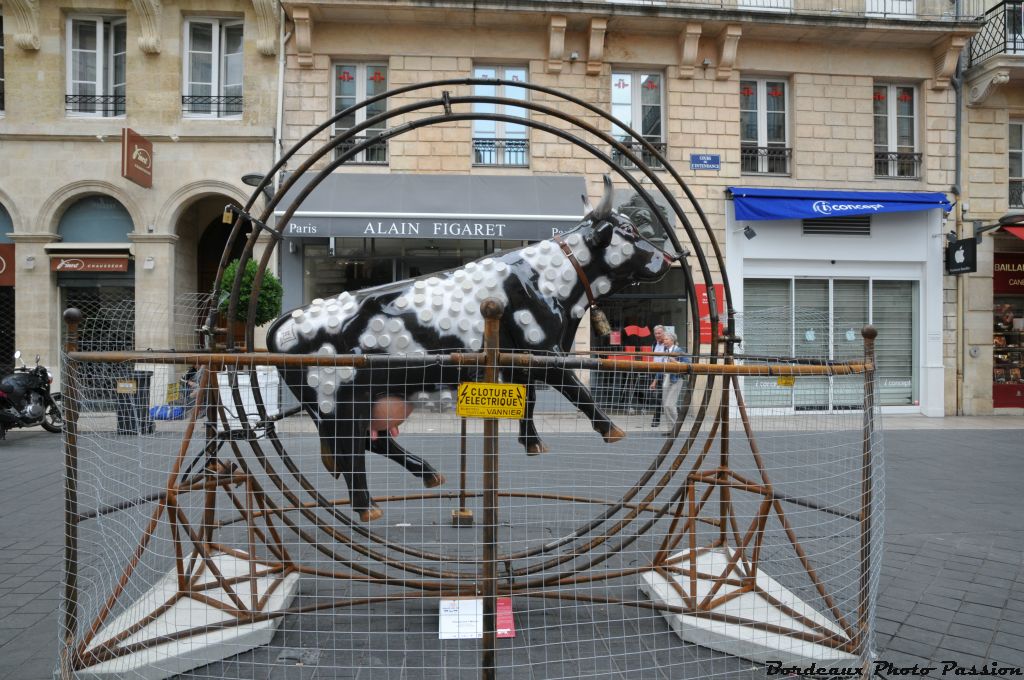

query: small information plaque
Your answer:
[776,376,796,387]
[497,597,515,638]
[457,382,527,419]
[439,598,483,639]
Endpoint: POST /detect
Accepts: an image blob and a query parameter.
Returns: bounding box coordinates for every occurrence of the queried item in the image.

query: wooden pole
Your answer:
[858,325,878,661]
[480,298,504,680]
[60,308,83,679]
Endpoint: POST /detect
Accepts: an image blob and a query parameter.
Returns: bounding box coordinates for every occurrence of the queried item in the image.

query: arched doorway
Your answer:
[173,195,247,298]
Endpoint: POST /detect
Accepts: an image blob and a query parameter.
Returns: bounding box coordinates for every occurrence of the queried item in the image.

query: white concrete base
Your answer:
[79,552,300,680]
[639,548,857,665]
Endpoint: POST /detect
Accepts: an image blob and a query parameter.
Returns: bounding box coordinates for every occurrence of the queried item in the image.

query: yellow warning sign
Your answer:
[457,382,527,419]
[776,375,796,387]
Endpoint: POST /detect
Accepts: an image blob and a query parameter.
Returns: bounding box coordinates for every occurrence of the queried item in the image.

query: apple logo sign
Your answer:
[954,246,965,264]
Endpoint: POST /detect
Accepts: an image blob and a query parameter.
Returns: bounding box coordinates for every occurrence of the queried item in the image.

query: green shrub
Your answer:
[218,258,283,326]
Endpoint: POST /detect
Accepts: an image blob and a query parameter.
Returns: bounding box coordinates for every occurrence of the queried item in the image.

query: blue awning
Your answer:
[728,187,953,222]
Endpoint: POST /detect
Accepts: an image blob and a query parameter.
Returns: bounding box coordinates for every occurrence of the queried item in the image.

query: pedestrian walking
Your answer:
[648,325,667,426]
[660,330,689,435]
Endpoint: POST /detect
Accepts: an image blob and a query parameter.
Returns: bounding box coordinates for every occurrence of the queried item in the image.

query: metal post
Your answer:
[480,298,503,680]
[858,325,878,661]
[452,417,474,526]
[60,308,83,678]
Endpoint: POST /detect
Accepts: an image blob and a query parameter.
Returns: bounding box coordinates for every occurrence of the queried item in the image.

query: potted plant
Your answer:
[218,257,284,328]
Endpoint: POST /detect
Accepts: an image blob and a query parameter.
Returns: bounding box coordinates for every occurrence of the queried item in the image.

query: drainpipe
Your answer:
[951,51,965,415]
[274,8,291,279]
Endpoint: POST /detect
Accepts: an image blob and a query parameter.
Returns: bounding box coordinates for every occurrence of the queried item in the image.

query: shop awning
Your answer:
[1003,226,1024,241]
[274,173,587,241]
[728,187,953,222]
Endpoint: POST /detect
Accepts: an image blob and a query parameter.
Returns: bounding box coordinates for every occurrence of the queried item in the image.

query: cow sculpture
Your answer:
[266,177,678,520]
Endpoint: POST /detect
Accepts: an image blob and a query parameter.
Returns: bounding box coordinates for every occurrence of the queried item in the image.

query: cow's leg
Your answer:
[318,401,381,522]
[544,366,625,443]
[509,374,548,455]
[368,434,445,487]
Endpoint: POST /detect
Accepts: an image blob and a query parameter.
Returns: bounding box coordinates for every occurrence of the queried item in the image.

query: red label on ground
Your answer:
[497,597,515,638]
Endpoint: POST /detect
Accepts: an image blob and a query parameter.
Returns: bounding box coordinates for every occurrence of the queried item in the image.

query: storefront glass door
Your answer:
[743,277,916,409]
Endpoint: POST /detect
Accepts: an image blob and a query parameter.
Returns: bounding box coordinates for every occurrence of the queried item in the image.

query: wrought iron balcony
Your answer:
[969,0,1024,65]
[473,138,529,167]
[181,95,244,117]
[65,94,125,117]
[1012,180,1023,209]
[612,140,666,170]
[741,145,792,174]
[332,135,389,165]
[874,151,922,178]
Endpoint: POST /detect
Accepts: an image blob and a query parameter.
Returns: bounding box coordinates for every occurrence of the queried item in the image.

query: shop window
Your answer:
[873,83,919,178]
[182,18,243,118]
[994,252,1024,408]
[742,278,917,409]
[1,15,5,113]
[58,195,134,242]
[1011,121,1023,209]
[740,78,790,175]
[66,16,126,117]
[333,63,388,165]
[610,71,665,169]
[472,66,529,167]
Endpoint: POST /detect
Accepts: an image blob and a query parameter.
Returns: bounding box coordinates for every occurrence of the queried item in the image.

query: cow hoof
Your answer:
[423,472,446,488]
[359,506,384,522]
[526,443,549,456]
[602,426,626,444]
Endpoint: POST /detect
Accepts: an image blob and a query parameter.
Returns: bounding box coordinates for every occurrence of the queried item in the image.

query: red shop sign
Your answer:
[994,253,1024,295]
[696,283,726,345]
[0,244,14,287]
[50,256,130,273]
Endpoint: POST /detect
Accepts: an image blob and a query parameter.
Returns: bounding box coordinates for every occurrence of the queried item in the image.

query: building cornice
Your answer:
[6,0,40,51]
[252,0,281,56]
[677,23,702,80]
[931,34,969,90]
[291,6,314,67]
[129,0,162,54]
[547,15,567,74]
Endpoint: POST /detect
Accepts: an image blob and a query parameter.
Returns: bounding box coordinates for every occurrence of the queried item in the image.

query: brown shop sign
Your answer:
[121,128,153,188]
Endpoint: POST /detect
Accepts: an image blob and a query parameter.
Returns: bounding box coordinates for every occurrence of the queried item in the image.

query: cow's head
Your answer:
[574,176,678,288]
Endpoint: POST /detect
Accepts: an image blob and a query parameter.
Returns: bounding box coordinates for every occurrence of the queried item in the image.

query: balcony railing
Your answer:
[473,138,529,167]
[874,151,922,178]
[612,140,667,170]
[741,145,792,174]
[1012,180,1023,209]
[332,135,389,165]
[597,0,987,20]
[181,95,244,117]
[969,0,1024,65]
[66,94,125,117]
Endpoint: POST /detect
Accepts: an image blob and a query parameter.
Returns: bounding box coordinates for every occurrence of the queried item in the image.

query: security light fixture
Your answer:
[973,213,1024,243]
[241,173,274,203]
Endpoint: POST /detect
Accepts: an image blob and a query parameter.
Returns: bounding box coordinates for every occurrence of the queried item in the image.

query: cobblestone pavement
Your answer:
[0,420,1022,679]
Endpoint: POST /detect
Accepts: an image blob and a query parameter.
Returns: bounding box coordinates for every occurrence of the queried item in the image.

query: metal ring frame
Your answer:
[59,80,880,677]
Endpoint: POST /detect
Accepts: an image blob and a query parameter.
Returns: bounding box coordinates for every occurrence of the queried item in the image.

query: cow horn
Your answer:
[593,175,614,221]
[581,194,594,215]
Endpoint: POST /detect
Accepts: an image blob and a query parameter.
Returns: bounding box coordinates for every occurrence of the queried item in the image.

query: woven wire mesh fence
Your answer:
[57,295,883,680]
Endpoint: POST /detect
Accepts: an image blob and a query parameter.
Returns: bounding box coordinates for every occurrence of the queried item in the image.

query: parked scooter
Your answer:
[0,351,63,438]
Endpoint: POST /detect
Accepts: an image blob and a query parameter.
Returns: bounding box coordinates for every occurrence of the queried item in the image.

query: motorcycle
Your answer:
[0,351,63,438]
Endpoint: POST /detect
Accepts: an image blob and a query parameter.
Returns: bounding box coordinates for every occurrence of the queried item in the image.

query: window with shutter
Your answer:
[872,281,917,406]
[742,279,793,408]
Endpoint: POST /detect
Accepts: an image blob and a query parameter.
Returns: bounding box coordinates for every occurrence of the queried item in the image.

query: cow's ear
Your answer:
[586,220,614,249]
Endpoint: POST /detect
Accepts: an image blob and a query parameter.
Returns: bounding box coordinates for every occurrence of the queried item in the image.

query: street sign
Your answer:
[456,382,526,419]
[690,154,721,171]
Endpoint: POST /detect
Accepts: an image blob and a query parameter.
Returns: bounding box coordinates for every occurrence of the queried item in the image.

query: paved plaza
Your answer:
[0,416,1022,679]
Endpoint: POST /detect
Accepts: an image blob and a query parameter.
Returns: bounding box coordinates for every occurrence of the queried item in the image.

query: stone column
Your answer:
[9,234,61,382]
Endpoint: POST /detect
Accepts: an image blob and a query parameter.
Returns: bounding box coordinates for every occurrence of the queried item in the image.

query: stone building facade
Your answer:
[960,2,1024,414]
[0,0,281,392]
[273,0,978,416]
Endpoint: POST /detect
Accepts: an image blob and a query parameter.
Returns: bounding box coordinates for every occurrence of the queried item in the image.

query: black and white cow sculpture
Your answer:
[266,178,677,521]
